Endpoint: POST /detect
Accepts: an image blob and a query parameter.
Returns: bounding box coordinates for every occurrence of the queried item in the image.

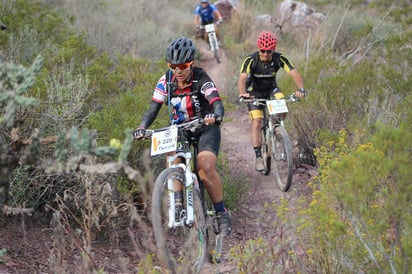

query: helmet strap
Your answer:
[166,69,175,124]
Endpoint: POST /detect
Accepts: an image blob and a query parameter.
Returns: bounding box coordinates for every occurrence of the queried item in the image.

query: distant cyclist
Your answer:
[194,0,223,44]
[238,31,307,172]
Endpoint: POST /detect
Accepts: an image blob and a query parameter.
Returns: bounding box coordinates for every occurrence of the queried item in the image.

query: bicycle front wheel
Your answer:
[151,168,207,273]
[271,126,293,191]
[209,32,220,63]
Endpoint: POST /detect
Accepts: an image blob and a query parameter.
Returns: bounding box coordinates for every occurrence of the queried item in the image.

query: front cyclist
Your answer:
[237,31,307,172]
[133,37,231,237]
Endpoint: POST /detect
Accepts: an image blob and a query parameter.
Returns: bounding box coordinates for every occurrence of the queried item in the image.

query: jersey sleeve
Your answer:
[239,55,254,74]
[152,74,167,104]
[198,72,221,105]
[279,54,295,73]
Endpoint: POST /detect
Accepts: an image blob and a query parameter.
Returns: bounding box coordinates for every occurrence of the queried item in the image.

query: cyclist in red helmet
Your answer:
[237,31,306,172]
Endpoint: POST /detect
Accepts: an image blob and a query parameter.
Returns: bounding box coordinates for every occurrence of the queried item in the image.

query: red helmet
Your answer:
[257,31,277,50]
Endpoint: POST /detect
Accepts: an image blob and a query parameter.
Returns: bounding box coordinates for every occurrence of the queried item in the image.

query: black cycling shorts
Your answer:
[182,124,221,156]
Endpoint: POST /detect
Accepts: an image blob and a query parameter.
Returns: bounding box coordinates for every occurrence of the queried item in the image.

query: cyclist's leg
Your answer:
[197,125,231,236]
[248,105,265,171]
[196,125,222,204]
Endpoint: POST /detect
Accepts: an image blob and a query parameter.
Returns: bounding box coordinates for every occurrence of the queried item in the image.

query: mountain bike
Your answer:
[143,119,223,273]
[240,93,298,192]
[199,23,221,64]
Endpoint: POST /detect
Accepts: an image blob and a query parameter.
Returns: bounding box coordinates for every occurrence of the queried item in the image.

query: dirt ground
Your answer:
[0,44,315,274]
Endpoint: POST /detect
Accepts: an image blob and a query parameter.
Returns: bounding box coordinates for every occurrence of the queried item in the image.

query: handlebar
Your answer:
[239,94,299,105]
[143,119,204,139]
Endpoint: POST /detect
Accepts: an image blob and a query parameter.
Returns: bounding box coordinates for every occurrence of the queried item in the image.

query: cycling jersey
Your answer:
[239,51,295,98]
[140,67,224,155]
[141,67,223,127]
[195,3,218,25]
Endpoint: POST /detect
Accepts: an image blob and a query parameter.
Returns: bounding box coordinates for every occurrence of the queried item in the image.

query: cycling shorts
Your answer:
[182,124,221,156]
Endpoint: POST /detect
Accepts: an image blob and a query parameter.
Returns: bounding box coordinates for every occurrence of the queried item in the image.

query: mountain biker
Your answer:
[194,0,223,45]
[133,37,231,237]
[237,31,307,172]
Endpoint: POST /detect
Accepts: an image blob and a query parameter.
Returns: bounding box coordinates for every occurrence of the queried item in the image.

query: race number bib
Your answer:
[266,99,289,115]
[205,24,215,32]
[151,126,178,156]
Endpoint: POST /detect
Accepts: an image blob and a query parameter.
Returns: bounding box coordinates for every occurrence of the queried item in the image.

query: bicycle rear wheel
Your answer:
[151,168,207,273]
[271,126,293,191]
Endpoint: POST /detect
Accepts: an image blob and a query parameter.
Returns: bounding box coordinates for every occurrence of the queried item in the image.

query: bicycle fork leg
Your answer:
[168,179,176,228]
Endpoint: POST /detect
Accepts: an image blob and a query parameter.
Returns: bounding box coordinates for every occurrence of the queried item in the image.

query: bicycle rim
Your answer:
[271,127,293,191]
[151,168,207,273]
[261,127,271,175]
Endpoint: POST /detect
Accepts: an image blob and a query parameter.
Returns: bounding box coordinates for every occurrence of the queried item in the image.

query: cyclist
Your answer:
[194,0,223,44]
[133,37,231,237]
[237,31,307,172]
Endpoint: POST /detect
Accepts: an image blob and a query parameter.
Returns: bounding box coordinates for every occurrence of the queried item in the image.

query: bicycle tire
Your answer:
[271,126,293,191]
[151,168,207,273]
[261,126,271,175]
[208,217,223,263]
[199,182,224,264]
[209,33,220,63]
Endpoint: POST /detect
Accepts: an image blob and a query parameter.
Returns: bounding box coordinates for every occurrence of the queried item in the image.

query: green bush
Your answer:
[298,125,412,273]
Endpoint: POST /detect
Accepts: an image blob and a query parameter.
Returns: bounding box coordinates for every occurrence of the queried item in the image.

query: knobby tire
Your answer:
[271,126,293,192]
[199,182,224,264]
[209,32,220,63]
[151,168,207,274]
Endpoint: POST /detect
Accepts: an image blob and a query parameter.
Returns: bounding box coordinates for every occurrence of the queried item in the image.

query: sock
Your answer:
[254,146,262,158]
[214,200,225,213]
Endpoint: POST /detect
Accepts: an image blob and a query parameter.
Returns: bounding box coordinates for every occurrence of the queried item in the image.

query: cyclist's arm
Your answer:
[139,101,162,129]
[194,14,201,25]
[238,72,251,98]
[213,9,223,22]
[288,69,306,97]
[212,99,224,121]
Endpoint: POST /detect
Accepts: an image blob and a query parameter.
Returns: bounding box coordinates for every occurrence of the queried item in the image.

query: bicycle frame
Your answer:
[202,23,220,63]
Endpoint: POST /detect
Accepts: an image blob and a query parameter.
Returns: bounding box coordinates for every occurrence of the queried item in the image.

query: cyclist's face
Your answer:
[258,49,273,62]
[169,62,192,83]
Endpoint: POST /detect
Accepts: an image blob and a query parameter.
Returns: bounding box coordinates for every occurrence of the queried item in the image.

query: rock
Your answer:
[275,0,325,34]
[214,0,237,21]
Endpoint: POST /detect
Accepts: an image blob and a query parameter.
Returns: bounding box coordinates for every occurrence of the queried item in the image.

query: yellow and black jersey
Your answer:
[239,51,295,98]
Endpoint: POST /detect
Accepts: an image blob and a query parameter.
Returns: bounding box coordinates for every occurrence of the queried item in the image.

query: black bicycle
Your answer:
[240,94,298,192]
[143,119,223,273]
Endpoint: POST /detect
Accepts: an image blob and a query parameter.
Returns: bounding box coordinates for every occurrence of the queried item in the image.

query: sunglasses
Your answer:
[168,62,193,71]
[260,49,273,54]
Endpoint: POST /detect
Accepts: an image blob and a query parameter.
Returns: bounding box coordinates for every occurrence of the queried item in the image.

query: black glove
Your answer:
[133,127,146,139]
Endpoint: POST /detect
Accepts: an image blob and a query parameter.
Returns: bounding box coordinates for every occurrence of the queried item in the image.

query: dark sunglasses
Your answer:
[168,62,193,71]
[260,49,273,54]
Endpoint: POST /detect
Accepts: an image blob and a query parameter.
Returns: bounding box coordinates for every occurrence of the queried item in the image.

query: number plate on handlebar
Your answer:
[150,126,178,156]
[267,99,289,115]
[204,24,215,32]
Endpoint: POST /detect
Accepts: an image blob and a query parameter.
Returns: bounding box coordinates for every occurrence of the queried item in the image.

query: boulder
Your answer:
[214,0,237,21]
[276,0,325,34]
